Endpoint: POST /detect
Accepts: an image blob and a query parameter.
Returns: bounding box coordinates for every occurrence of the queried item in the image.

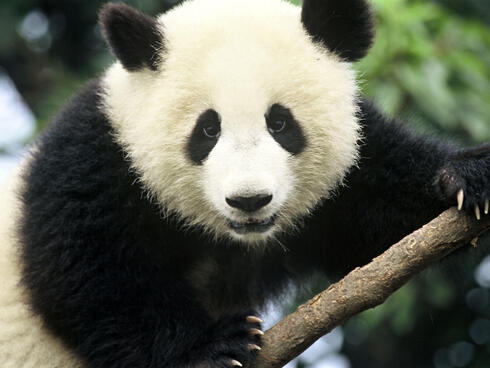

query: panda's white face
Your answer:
[102,0,361,245]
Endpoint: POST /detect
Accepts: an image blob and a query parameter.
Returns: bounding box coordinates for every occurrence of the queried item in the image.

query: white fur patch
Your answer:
[0,164,83,368]
[102,0,360,244]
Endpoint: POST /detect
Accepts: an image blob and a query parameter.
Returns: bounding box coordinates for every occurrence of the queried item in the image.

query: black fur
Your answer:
[187,109,221,165]
[266,104,306,155]
[19,80,490,367]
[301,0,375,61]
[100,3,162,71]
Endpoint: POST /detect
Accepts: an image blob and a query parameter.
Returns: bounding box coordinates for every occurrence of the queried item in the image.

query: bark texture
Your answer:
[253,208,490,368]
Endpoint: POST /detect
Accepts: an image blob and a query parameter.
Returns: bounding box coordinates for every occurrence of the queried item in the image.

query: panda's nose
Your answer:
[226,194,273,213]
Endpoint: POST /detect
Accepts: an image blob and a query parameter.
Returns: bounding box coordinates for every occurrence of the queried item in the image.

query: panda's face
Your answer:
[102,0,361,245]
[195,103,299,243]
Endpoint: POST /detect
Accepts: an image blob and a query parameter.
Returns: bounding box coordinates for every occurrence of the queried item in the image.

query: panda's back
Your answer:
[0,165,82,368]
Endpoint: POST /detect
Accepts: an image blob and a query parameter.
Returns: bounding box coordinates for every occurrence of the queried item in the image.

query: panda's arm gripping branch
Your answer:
[298,99,489,276]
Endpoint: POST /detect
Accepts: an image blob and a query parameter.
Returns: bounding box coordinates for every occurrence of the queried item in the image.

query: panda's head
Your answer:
[100,0,374,244]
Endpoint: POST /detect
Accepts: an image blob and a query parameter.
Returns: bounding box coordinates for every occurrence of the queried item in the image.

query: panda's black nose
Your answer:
[226,194,273,213]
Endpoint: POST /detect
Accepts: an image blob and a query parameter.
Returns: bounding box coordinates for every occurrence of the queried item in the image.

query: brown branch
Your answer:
[253,208,490,368]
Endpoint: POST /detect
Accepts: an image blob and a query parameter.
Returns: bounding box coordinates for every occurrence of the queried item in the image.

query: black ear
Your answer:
[99,3,162,71]
[301,0,375,62]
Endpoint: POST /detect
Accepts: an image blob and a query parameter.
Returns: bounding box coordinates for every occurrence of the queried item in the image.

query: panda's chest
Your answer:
[186,253,291,318]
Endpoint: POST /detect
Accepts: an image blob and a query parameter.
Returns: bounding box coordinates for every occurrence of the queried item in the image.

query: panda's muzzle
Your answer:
[228,216,276,234]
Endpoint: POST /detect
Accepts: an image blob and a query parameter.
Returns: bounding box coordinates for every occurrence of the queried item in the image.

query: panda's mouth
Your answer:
[227,216,276,234]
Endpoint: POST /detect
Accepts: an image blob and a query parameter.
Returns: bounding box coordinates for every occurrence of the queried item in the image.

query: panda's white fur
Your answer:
[102,0,360,244]
[0,168,82,367]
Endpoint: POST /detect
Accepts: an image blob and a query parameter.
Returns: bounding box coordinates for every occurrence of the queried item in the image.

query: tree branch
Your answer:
[253,208,490,368]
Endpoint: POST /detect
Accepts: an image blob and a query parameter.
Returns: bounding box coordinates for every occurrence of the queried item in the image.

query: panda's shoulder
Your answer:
[37,79,110,152]
[25,78,127,191]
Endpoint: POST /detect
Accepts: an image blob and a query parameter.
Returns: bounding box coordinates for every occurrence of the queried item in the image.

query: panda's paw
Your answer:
[194,312,263,368]
[435,144,490,220]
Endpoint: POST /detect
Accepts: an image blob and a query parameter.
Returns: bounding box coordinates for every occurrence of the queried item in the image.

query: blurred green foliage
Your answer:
[358,0,490,144]
[0,0,489,367]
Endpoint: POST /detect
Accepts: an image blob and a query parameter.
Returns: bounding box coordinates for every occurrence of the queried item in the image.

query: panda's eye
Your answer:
[268,119,287,134]
[203,124,220,138]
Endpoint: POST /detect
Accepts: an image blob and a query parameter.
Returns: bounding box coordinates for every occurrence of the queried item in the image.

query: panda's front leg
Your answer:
[187,312,263,368]
[63,288,264,368]
[434,143,490,219]
[311,100,490,276]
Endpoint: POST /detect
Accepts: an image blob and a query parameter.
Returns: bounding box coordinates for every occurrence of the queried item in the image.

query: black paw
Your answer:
[435,144,490,220]
[192,312,263,368]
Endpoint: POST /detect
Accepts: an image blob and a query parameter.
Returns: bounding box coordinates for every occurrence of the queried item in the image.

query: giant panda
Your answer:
[0,0,489,367]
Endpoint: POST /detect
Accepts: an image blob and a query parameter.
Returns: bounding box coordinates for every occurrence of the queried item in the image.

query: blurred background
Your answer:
[0,0,489,367]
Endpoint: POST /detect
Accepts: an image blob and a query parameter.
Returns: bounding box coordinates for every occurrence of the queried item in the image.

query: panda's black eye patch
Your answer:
[266,104,306,155]
[187,109,221,165]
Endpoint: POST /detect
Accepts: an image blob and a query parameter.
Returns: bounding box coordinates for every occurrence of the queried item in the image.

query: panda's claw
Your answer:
[248,343,262,351]
[249,328,264,336]
[230,359,243,367]
[246,316,263,324]
[457,189,464,211]
[485,199,489,215]
[475,205,481,220]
